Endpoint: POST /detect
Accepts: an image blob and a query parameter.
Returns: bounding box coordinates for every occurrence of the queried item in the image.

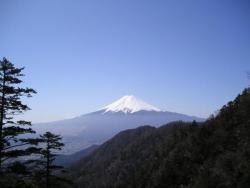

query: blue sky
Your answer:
[0,0,249,122]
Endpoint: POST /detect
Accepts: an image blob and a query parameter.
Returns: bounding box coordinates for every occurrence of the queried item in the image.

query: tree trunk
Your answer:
[0,68,6,172]
[46,142,50,188]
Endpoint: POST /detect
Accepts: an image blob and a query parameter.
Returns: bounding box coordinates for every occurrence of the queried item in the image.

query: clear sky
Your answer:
[0,0,249,123]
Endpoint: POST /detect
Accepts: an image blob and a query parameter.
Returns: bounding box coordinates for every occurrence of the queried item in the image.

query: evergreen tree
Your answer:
[38,132,65,188]
[0,57,38,174]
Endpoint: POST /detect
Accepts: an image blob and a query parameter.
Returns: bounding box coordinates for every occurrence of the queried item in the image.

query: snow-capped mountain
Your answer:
[34,95,205,154]
[101,95,161,114]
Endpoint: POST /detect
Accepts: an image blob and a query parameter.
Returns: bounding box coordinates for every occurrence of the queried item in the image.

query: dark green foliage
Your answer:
[0,58,40,187]
[0,58,71,188]
[34,132,66,188]
[69,88,250,188]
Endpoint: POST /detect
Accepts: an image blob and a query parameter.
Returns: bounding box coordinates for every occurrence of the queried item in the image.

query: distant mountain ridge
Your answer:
[67,88,250,188]
[34,95,204,154]
[54,145,99,167]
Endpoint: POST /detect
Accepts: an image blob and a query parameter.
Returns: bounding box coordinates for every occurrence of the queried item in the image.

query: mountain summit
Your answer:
[34,95,204,154]
[101,95,161,114]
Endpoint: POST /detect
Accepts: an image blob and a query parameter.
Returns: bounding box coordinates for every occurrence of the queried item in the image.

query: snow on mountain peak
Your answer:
[101,95,161,114]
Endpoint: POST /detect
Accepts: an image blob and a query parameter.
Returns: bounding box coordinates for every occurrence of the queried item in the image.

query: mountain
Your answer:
[34,95,204,154]
[67,88,250,188]
[54,145,99,167]
[100,95,161,113]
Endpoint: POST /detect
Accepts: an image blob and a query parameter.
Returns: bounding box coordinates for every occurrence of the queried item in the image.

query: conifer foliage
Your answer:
[38,132,65,188]
[69,88,250,188]
[0,57,38,184]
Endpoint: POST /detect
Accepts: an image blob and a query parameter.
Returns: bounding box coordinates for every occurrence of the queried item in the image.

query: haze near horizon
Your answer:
[0,0,249,123]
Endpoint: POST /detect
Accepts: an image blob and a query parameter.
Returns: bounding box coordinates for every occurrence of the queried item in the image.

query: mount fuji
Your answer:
[34,95,204,154]
[100,95,161,114]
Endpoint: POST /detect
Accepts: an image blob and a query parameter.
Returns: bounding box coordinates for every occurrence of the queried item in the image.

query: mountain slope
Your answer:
[101,95,161,113]
[68,88,250,188]
[34,95,204,154]
[54,145,99,167]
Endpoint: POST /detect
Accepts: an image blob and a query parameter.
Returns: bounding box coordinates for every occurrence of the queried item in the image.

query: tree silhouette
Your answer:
[39,132,65,188]
[0,57,38,173]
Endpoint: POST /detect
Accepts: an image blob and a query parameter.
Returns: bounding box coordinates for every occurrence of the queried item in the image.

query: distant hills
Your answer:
[54,145,99,167]
[34,95,204,154]
[66,88,250,188]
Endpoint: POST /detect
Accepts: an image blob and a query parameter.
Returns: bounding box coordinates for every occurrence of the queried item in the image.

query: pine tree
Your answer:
[39,132,65,188]
[0,58,39,176]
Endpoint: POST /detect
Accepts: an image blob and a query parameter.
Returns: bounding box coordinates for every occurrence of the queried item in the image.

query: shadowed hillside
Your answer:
[68,88,250,188]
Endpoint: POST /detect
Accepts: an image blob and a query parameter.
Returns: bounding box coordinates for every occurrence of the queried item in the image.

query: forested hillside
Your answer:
[68,88,250,188]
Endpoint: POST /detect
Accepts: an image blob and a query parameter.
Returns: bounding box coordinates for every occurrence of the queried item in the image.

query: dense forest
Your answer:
[68,88,250,188]
[1,58,250,188]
